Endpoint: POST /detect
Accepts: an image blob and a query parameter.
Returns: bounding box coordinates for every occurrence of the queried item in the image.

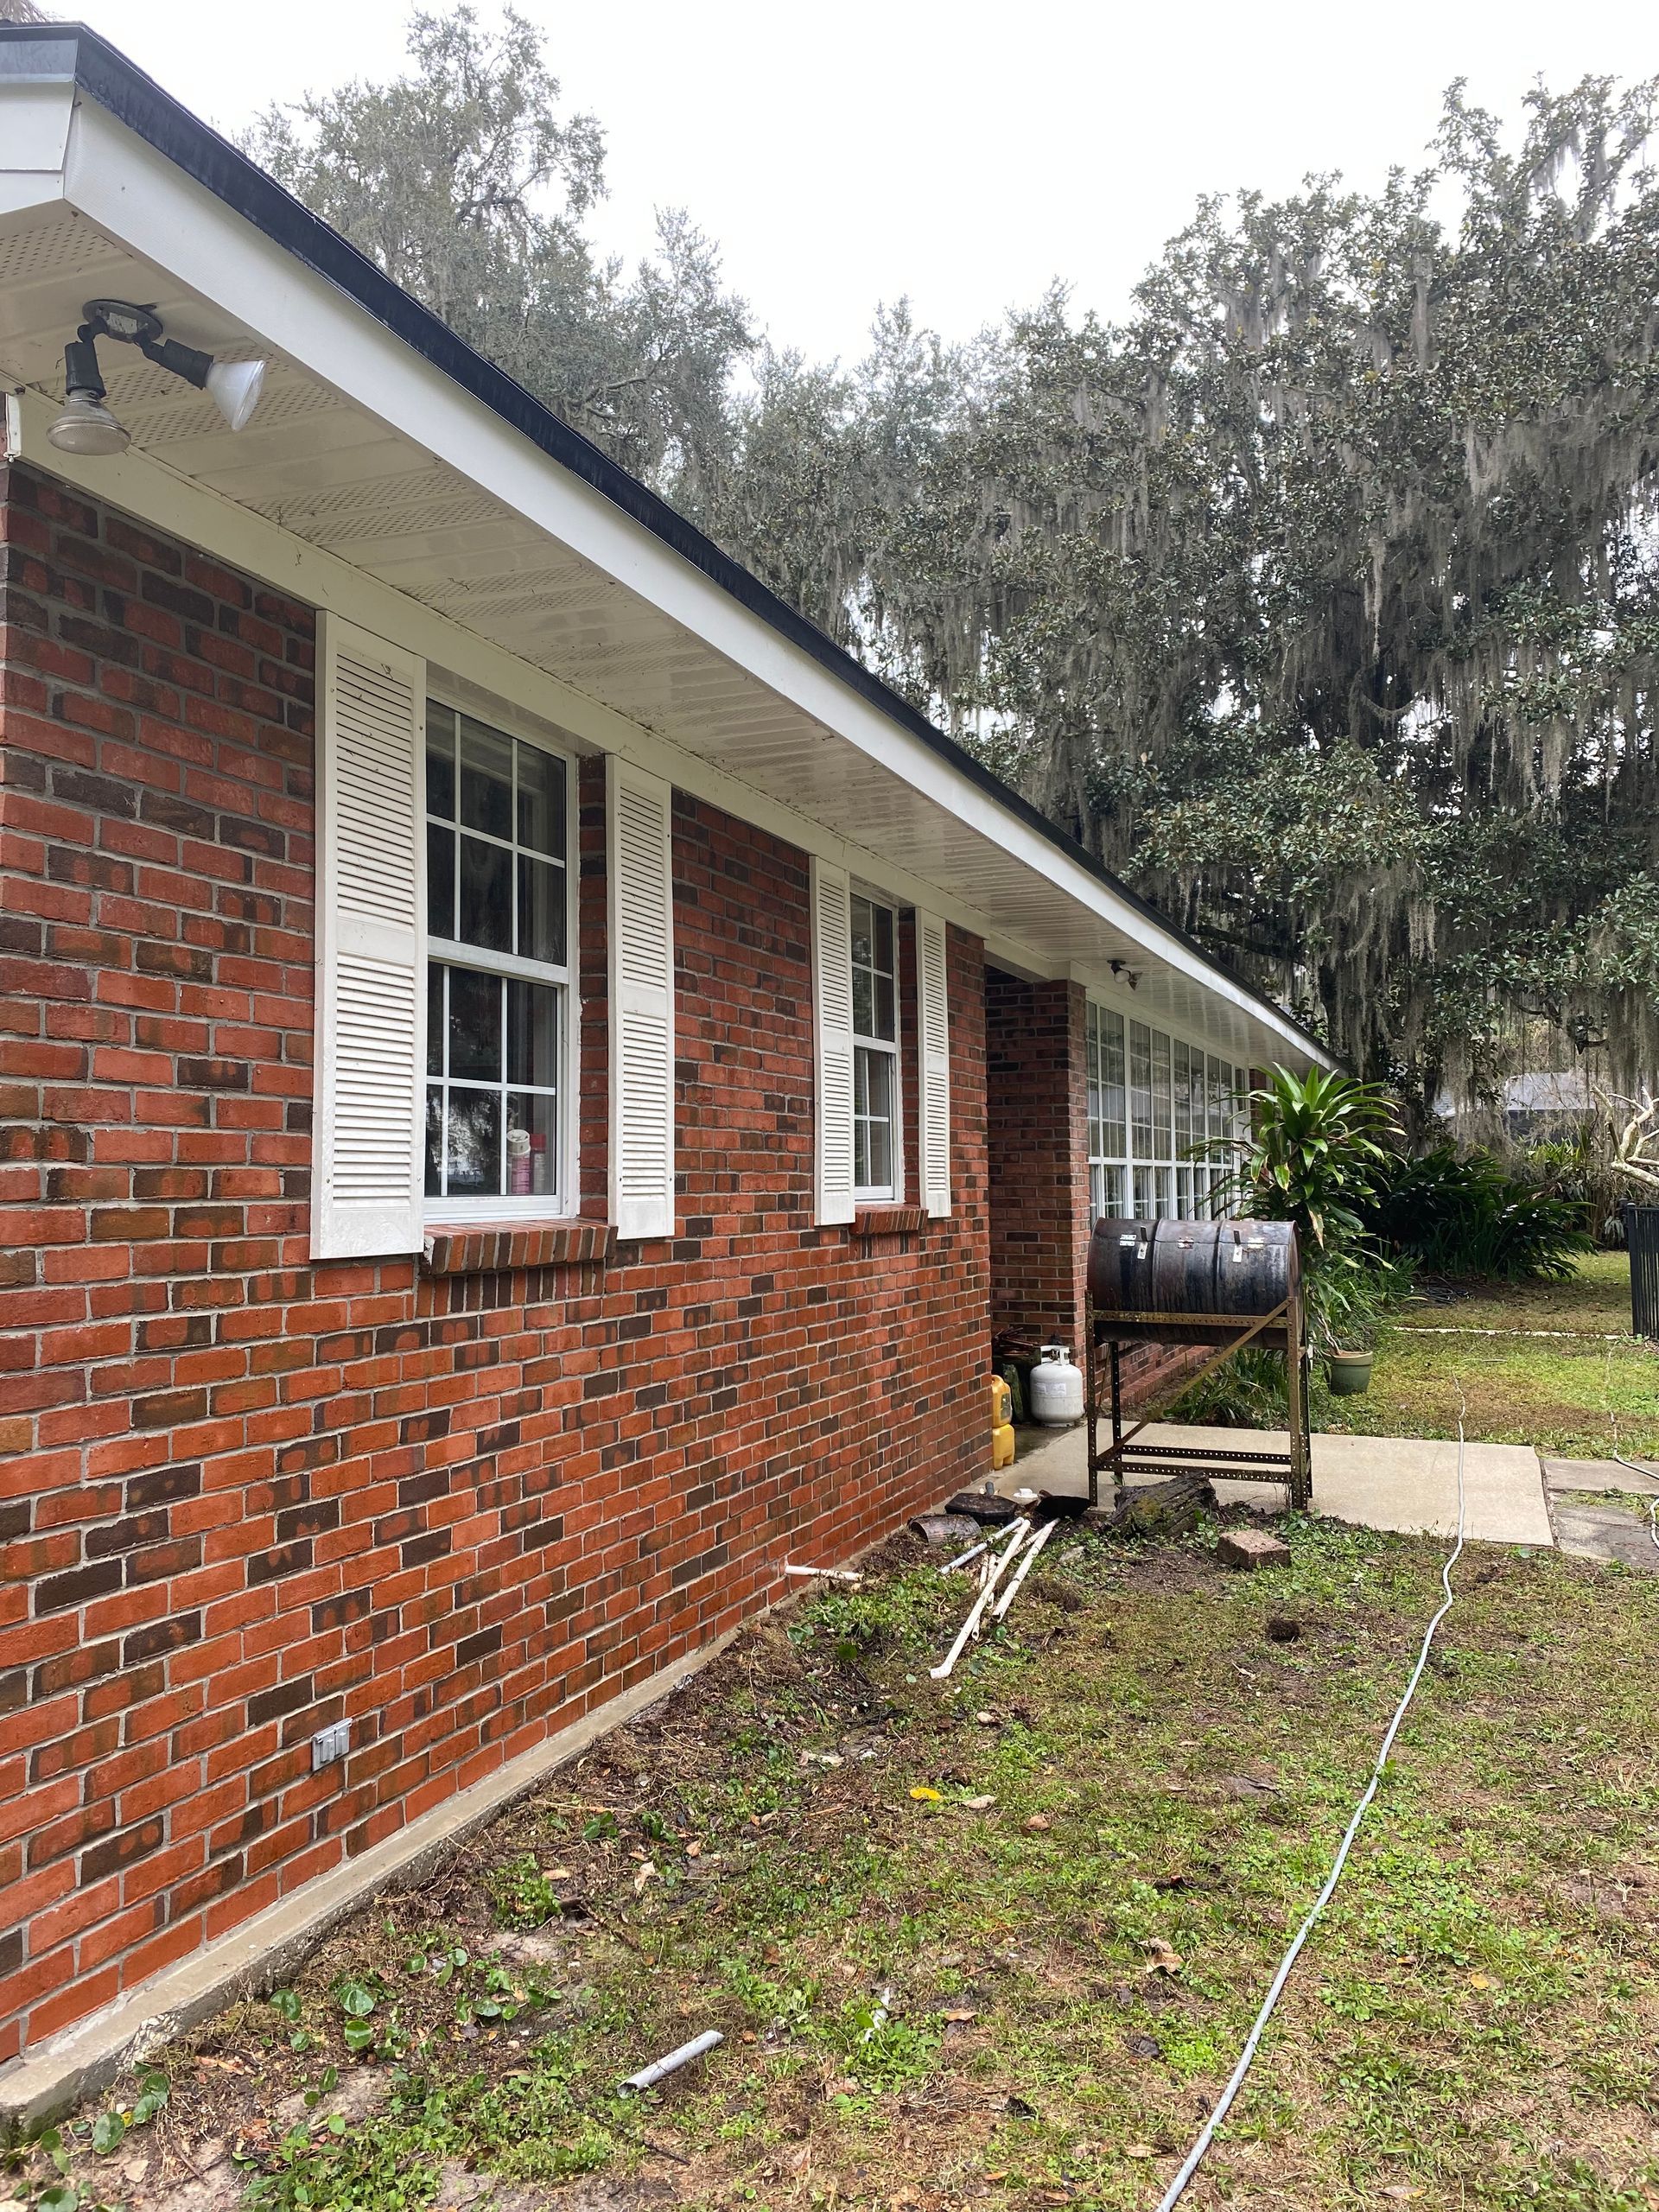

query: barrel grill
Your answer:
[1084,1216,1311,1507]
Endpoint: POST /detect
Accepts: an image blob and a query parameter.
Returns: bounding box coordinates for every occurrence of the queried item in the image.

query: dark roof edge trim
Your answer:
[2,20,1327,1060]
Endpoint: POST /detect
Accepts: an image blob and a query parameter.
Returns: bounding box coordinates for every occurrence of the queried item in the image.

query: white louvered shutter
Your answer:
[811,858,856,1226]
[311,614,426,1259]
[607,755,676,1240]
[916,909,951,1217]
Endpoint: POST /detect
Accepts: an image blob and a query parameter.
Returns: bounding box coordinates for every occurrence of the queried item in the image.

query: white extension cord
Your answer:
[1153,1423,1469,2212]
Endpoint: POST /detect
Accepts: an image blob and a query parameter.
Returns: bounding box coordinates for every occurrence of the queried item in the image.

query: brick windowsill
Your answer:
[423,1219,614,1276]
[852,1205,928,1239]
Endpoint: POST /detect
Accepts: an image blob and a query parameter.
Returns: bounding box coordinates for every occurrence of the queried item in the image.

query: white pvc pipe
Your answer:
[938,1538,990,1576]
[929,1518,1030,1680]
[990,1514,1058,1620]
[620,2029,723,2094]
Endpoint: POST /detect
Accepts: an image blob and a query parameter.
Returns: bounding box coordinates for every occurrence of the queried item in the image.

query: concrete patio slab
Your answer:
[1550,1494,1659,1573]
[1541,1453,1659,1495]
[1006,1420,1553,1546]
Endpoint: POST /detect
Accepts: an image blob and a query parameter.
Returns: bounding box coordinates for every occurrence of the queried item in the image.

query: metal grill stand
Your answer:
[1084,1287,1312,1510]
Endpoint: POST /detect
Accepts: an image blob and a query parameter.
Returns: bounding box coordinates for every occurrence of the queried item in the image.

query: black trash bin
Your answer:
[1626,1205,1659,1339]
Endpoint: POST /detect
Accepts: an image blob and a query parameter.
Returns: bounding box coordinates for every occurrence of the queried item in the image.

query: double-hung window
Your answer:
[850,891,899,1200]
[423,700,572,1213]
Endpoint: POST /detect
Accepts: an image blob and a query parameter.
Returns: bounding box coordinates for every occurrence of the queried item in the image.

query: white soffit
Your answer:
[0,85,1323,1069]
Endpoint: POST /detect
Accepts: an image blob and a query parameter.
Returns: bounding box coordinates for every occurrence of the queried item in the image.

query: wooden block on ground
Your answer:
[1217,1527,1291,1571]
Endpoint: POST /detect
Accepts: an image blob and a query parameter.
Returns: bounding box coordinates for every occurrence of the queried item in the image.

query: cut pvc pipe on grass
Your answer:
[990,1514,1058,1620]
[619,2028,723,2094]
[781,1563,861,1584]
[930,1518,1031,1680]
[938,1539,989,1577]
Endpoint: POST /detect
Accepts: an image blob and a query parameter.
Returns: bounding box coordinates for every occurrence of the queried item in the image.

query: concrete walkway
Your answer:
[1004,1421,1557,1546]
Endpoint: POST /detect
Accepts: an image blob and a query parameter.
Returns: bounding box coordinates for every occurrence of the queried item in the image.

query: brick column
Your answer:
[984,971,1089,1349]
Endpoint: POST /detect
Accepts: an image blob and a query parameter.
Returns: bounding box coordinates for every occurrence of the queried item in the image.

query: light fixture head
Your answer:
[204,355,267,432]
[48,327,130,456]
[48,386,131,458]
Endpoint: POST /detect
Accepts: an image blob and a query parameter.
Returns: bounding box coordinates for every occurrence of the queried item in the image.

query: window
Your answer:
[1086,999,1248,1224]
[423,701,572,1211]
[850,890,899,1198]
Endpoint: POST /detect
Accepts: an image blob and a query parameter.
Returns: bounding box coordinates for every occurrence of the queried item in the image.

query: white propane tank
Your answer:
[1029,1344,1084,1427]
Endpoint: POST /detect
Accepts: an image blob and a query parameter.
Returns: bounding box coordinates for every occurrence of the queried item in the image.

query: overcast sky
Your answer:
[77,0,1659,364]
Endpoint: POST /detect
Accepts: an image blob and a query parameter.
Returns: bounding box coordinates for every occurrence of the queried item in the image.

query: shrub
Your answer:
[1363,1146,1593,1281]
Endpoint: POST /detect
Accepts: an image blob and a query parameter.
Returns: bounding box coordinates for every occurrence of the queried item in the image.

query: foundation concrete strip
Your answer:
[0,1625,740,2139]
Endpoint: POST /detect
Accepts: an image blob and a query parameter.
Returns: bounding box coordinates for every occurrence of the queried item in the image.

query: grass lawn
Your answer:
[1317,1251,1659,1460]
[18,1516,1659,2212]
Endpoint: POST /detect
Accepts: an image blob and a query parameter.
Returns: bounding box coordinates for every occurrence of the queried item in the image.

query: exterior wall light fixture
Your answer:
[48,299,268,457]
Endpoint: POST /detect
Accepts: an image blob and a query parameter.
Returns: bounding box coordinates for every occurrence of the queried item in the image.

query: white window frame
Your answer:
[1085,1001,1128,1227]
[1086,991,1247,1224]
[850,883,903,1205]
[423,689,580,1224]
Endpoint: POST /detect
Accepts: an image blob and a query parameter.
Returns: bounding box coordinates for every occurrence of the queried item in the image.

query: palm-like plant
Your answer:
[1228,1067,1401,1251]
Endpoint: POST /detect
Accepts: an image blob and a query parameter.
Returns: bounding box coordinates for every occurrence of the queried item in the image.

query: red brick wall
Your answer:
[985,970,1089,1347]
[0,463,991,2063]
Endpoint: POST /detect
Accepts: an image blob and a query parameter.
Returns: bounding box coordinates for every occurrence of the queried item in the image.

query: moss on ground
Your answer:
[16,1516,1659,2212]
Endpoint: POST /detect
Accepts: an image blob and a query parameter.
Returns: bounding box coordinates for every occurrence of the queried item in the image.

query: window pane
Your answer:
[426,704,456,819]
[426,965,443,1077]
[459,835,511,951]
[1100,1007,1126,1158]
[852,963,874,1038]
[1129,1022,1153,1159]
[506,978,557,1090]
[444,1089,501,1197]
[424,1087,443,1195]
[518,849,570,964]
[427,822,455,938]
[459,717,513,841]
[1101,1165,1126,1218]
[505,1091,556,1197]
[448,967,501,1080]
[1133,1166,1157,1221]
[1208,1054,1228,1142]
[864,1051,893,1191]
[872,969,895,1042]
[1173,1041,1192,1151]
[1152,1030,1173,1159]
[850,894,874,972]
[855,1044,893,1193]
[874,901,893,969]
[517,854,566,965]
[516,743,565,858]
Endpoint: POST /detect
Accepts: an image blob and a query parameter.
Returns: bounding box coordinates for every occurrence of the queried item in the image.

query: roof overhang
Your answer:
[0,25,1330,1070]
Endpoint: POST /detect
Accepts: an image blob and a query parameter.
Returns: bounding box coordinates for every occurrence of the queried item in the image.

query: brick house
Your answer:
[0,26,1325,2100]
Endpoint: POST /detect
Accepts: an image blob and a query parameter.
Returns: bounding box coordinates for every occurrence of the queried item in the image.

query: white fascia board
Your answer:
[0,80,74,181]
[46,96,1325,1067]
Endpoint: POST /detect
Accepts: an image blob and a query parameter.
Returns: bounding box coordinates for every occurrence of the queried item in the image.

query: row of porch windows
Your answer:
[1084,1001,1249,1224]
